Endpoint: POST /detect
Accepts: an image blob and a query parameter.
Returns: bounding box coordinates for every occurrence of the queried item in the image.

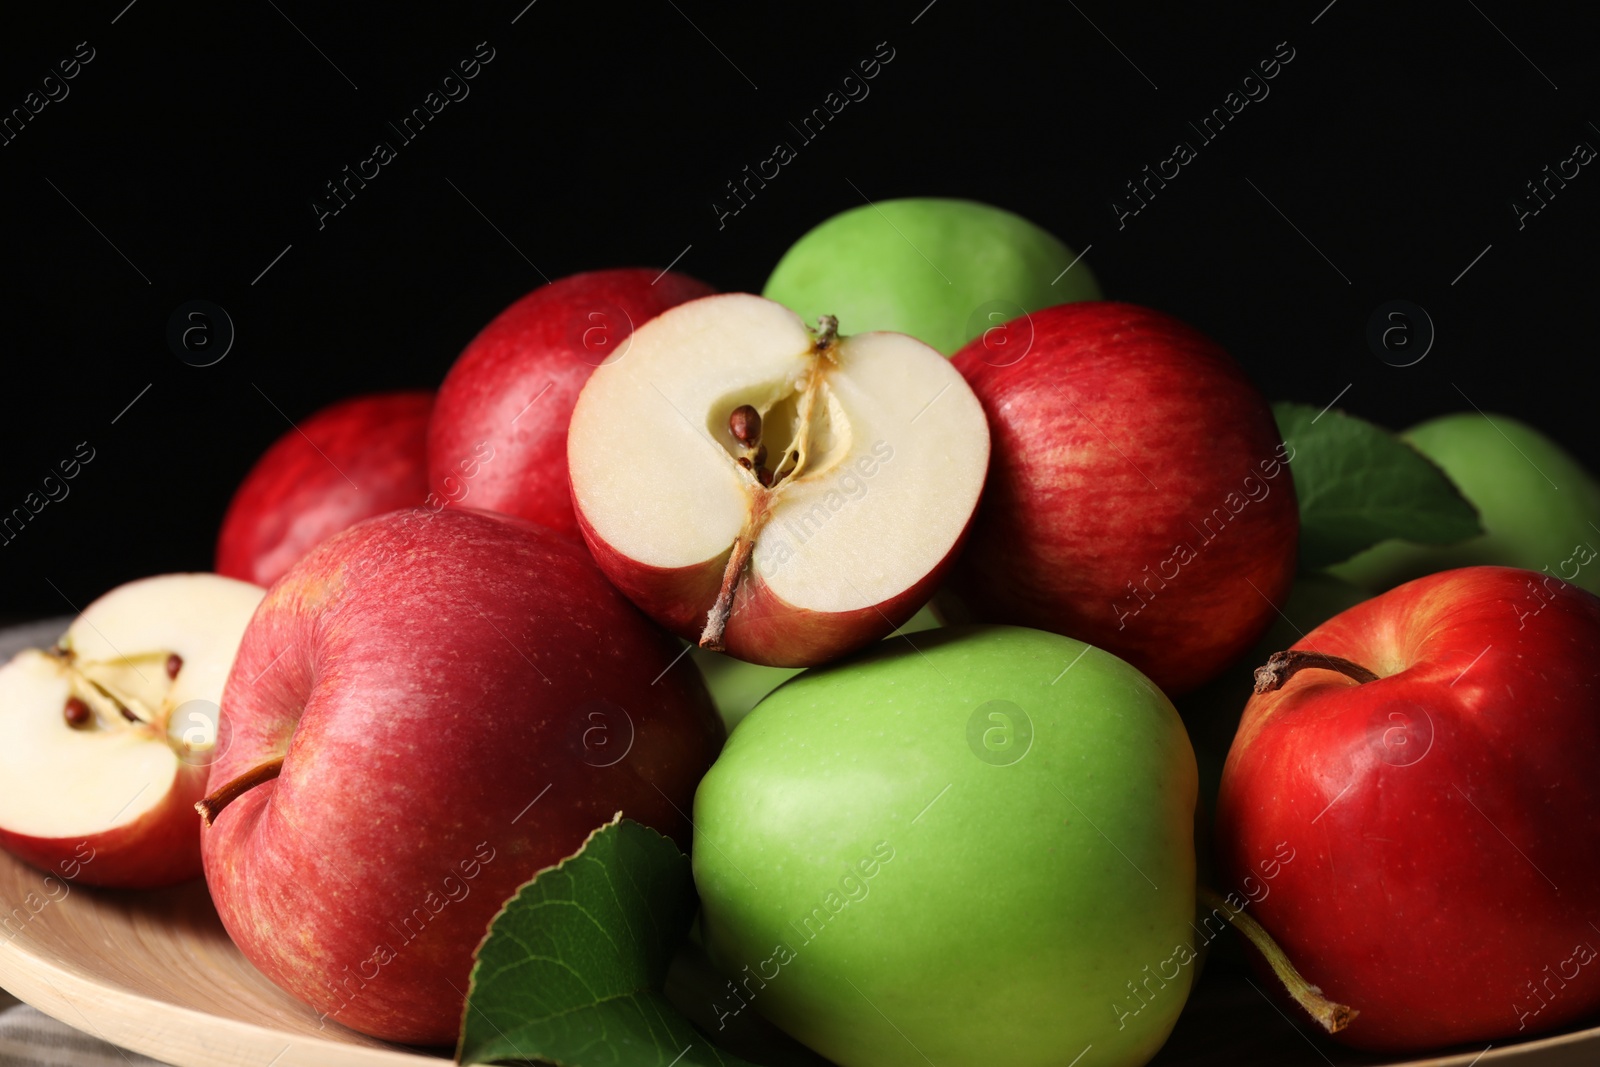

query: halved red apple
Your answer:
[568,293,988,667]
[0,574,263,888]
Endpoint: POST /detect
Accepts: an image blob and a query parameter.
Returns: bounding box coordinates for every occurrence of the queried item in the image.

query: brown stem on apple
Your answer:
[195,756,285,825]
[1197,886,1358,1034]
[1252,650,1380,695]
[699,535,755,651]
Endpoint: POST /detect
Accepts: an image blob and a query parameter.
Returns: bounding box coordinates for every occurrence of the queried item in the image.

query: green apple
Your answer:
[692,604,942,732]
[1330,412,1600,594]
[763,198,1100,356]
[693,625,1196,1067]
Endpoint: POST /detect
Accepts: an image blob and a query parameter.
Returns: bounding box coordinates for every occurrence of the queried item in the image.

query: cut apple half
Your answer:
[568,293,989,667]
[0,573,263,888]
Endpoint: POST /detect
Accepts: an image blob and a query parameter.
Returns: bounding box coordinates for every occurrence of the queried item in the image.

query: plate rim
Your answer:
[0,917,442,1067]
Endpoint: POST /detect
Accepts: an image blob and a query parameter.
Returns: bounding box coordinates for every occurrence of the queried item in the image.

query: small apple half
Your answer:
[568,293,989,667]
[0,574,263,888]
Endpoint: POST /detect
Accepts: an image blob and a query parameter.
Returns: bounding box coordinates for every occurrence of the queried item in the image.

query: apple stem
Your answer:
[1196,886,1357,1034]
[195,756,285,825]
[1252,649,1380,695]
[699,536,755,651]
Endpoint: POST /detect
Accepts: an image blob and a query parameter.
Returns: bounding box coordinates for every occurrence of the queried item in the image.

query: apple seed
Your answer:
[729,405,762,446]
[63,697,92,729]
[166,653,183,679]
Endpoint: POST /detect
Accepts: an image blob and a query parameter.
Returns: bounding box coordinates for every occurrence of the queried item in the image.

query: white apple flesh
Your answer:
[568,294,989,667]
[0,574,264,888]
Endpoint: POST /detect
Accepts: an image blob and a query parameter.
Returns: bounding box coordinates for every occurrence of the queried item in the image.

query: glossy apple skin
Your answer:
[694,625,1197,1067]
[1331,413,1600,595]
[575,502,971,668]
[217,392,433,587]
[0,766,206,888]
[1216,566,1600,1050]
[944,302,1299,696]
[763,198,1100,356]
[427,269,714,540]
[200,508,724,1045]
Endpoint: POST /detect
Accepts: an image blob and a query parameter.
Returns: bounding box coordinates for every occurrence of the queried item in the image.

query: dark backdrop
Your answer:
[2,0,1595,619]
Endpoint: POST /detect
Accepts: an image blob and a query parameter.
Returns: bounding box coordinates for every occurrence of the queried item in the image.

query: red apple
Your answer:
[217,391,433,587]
[427,268,714,540]
[567,294,990,668]
[197,507,722,1044]
[942,302,1298,695]
[1216,565,1600,1050]
[0,574,263,887]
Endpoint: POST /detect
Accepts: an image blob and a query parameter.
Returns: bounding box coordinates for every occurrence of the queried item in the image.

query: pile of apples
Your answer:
[3,197,1600,1066]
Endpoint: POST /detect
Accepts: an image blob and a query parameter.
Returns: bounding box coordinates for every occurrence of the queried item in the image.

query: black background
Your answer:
[1,0,1595,620]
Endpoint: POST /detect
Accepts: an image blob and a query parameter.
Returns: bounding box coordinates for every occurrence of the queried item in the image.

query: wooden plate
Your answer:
[2,619,1598,1066]
[0,848,436,1066]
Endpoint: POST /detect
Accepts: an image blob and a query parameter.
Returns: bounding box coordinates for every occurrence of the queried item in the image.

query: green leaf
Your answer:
[458,814,757,1067]
[1273,402,1482,570]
